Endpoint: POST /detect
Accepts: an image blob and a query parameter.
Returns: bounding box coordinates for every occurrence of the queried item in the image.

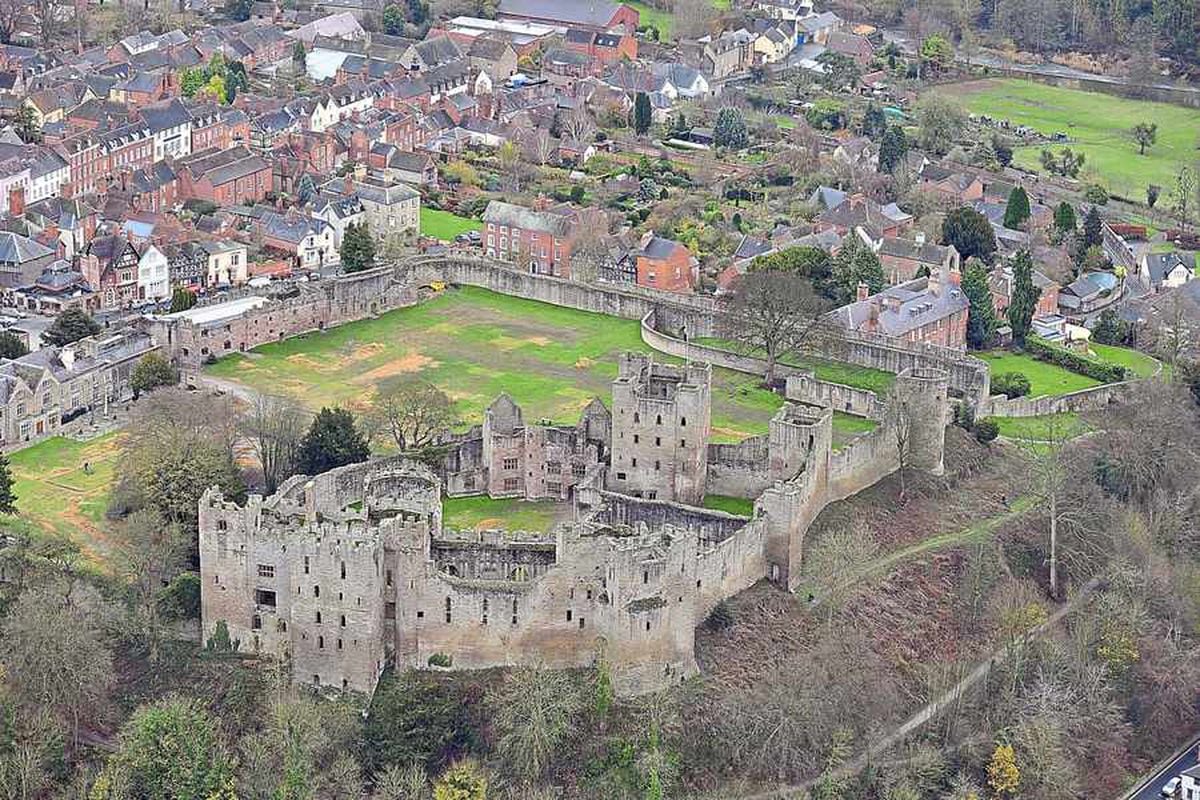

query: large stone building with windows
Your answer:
[0,330,156,446]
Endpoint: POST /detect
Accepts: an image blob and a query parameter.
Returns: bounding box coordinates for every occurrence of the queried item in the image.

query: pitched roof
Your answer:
[0,231,52,264]
[482,200,573,236]
[497,0,624,28]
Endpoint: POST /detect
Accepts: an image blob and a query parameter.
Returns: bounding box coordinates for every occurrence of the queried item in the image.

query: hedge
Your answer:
[1026,336,1127,383]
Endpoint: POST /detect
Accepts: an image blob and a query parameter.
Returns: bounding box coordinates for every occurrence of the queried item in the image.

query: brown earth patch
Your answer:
[351,353,437,384]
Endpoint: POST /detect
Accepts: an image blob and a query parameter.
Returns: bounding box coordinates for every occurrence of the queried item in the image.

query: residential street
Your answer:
[1131,736,1200,800]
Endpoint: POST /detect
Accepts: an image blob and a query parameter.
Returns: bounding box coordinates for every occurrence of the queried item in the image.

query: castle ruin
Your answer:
[199,353,950,697]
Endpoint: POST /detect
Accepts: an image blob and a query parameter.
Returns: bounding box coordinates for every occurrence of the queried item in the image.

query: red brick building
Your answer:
[633,233,696,293]
[828,264,970,350]
[189,105,252,152]
[482,200,576,278]
[177,146,272,205]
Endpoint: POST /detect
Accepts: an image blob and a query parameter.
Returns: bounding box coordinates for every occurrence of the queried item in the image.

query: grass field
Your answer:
[627,0,729,39]
[208,286,797,444]
[978,350,1101,396]
[945,79,1200,200]
[988,412,1090,442]
[702,494,755,516]
[420,208,482,241]
[8,433,121,566]
[1088,344,1160,378]
[694,337,895,395]
[442,496,566,532]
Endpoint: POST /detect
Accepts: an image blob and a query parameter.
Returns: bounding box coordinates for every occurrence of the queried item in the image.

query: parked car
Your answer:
[1164,777,1181,797]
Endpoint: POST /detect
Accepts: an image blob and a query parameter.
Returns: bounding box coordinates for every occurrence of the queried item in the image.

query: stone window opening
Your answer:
[386,569,393,587]
[255,589,276,607]
[586,588,593,600]
[656,414,662,425]
[313,674,319,686]
[340,614,347,627]
[645,620,651,631]
[643,570,649,584]
[304,556,310,574]
[654,460,660,471]
[278,620,288,633]
[318,635,325,649]
[416,610,424,619]
[316,611,322,624]
[566,609,572,622]
[680,439,686,447]
[511,598,518,625]
[217,520,227,531]
[252,614,262,630]
[631,458,637,467]
[633,412,639,423]
[633,434,639,444]
[257,563,275,578]
[340,562,346,579]
[338,592,344,602]
[444,596,452,624]
[314,585,320,598]
[616,472,626,480]
[342,679,348,691]
[386,602,396,619]
[655,437,661,446]
[337,639,343,650]
[579,617,585,629]
[681,416,687,426]
[482,598,489,625]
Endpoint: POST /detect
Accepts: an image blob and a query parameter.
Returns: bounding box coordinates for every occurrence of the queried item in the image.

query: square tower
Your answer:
[607,353,711,505]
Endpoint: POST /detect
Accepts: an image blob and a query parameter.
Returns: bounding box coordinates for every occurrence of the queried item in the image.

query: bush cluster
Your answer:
[1026,336,1126,383]
[992,371,1031,399]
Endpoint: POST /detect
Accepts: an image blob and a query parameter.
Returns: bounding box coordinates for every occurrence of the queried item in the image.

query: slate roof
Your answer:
[483,200,572,235]
[138,98,191,132]
[829,277,969,337]
[260,211,329,243]
[878,237,952,265]
[498,0,624,28]
[1142,252,1189,286]
[0,231,53,264]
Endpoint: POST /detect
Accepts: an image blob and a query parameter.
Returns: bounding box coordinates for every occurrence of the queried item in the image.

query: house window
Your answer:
[572,464,586,478]
[503,477,519,492]
[502,457,519,470]
[257,564,275,578]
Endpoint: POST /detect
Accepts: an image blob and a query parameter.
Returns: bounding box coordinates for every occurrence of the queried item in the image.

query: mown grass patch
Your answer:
[694,337,895,395]
[420,208,482,240]
[988,412,1090,442]
[979,350,1101,396]
[441,495,566,532]
[1088,344,1159,379]
[702,494,755,516]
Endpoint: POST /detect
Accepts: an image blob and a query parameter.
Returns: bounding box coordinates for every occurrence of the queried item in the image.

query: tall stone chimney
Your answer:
[8,184,24,217]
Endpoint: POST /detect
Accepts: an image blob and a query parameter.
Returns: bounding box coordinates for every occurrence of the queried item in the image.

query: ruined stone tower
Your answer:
[606,354,711,505]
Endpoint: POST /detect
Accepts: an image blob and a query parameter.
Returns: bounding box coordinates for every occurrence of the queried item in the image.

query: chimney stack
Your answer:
[928,265,941,296]
[8,184,24,217]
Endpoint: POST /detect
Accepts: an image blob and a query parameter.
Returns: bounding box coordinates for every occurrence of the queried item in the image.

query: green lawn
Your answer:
[694,337,895,395]
[1088,344,1159,379]
[207,286,789,444]
[979,350,1101,396]
[947,79,1200,200]
[988,412,1090,442]
[627,0,674,38]
[442,495,566,532]
[8,433,121,566]
[420,208,482,241]
[702,494,755,516]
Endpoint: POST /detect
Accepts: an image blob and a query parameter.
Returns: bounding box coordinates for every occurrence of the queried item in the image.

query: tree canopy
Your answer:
[942,207,997,262]
[298,407,370,476]
[42,307,101,347]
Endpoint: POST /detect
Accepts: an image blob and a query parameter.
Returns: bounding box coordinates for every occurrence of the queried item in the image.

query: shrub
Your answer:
[992,371,1031,398]
[427,652,452,668]
[973,418,999,444]
[162,571,201,619]
[1026,336,1127,383]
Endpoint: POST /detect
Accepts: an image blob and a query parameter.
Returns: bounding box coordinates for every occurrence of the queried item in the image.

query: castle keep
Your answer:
[199,352,950,697]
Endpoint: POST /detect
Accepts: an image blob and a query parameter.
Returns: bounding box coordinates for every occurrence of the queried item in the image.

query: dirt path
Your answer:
[741,576,1103,800]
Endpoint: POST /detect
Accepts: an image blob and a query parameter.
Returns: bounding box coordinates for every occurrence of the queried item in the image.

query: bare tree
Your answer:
[802,523,880,626]
[567,208,613,283]
[372,378,457,452]
[0,586,114,747]
[889,394,913,503]
[561,106,596,144]
[672,0,717,40]
[242,394,308,494]
[527,127,555,167]
[719,269,829,385]
[115,509,187,666]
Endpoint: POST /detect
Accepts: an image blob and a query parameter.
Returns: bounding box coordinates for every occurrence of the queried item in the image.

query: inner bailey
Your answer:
[199,353,950,696]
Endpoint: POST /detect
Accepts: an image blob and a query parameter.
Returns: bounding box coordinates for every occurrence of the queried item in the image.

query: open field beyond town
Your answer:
[207,286,835,444]
[945,79,1200,200]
